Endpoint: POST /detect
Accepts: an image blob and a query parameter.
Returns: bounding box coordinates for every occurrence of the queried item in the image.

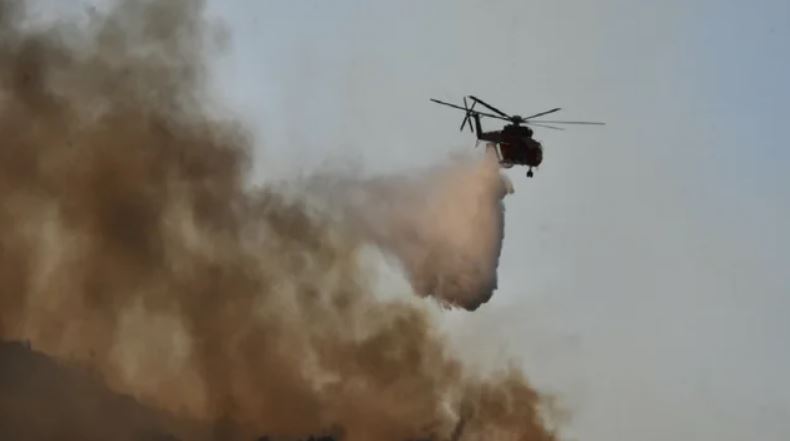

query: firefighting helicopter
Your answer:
[430,95,605,177]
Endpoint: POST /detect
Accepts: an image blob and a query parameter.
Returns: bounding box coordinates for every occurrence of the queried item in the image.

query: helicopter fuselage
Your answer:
[497,139,543,168]
[476,119,543,169]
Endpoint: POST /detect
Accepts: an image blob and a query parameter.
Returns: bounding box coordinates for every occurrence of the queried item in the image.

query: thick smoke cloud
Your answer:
[0,1,554,440]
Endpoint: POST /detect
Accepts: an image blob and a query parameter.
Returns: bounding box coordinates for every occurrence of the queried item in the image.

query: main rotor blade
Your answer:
[527,122,565,131]
[527,120,606,125]
[430,98,470,112]
[476,112,510,121]
[429,99,509,121]
[467,95,510,117]
[523,107,561,120]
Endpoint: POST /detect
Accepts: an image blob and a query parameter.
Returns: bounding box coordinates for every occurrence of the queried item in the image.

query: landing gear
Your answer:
[526,167,534,178]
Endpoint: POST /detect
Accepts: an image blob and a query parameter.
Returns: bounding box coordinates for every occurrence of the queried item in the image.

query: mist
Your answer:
[299,149,514,311]
[0,1,553,440]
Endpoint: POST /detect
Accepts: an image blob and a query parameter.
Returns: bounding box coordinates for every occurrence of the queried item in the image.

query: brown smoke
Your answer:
[0,1,557,440]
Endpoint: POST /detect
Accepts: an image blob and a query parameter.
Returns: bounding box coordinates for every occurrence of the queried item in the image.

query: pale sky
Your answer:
[201,1,790,440]
[25,0,785,439]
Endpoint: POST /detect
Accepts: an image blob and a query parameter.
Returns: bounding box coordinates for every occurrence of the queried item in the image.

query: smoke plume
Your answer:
[301,151,513,311]
[0,1,553,440]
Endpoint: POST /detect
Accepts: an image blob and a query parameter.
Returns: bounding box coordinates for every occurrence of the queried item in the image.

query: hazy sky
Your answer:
[200,1,789,440]
[23,0,783,439]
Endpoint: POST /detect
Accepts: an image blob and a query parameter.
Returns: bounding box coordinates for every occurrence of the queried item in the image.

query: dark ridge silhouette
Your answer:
[0,340,457,441]
[0,340,195,441]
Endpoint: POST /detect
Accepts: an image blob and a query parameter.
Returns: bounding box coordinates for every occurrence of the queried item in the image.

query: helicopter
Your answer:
[430,95,604,177]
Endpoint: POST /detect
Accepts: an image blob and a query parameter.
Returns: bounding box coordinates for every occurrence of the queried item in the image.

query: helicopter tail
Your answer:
[472,112,483,137]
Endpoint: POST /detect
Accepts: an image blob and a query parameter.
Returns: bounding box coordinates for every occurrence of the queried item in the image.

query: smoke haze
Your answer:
[0,1,550,440]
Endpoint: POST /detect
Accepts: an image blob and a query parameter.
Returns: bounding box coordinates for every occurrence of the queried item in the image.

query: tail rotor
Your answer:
[460,97,477,133]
